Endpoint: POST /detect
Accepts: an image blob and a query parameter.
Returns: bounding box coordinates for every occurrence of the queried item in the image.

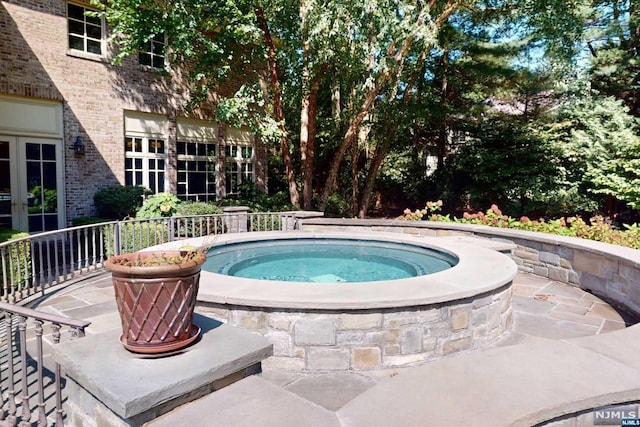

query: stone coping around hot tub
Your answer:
[148,231,517,310]
[301,217,640,268]
[298,218,640,316]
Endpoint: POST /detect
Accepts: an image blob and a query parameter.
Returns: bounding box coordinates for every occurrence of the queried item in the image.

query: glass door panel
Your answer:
[0,139,12,229]
[0,136,63,232]
[25,142,60,232]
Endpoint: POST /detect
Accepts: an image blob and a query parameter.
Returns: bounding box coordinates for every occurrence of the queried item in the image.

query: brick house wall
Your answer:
[0,0,266,225]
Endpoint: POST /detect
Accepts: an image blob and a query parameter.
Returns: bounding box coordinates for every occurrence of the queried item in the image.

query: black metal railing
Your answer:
[0,210,305,426]
[0,211,299,305]
[0,303,90,426]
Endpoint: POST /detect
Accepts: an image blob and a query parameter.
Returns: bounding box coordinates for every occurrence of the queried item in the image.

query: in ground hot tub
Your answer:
[154,231,517,371]
[204,238,458,282]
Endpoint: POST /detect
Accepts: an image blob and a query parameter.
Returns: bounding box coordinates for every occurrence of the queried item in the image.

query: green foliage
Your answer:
[0,229,28,243]
[71,217,111,226]
[174,202,225,237]
[107,222,170,257]
[176,202,223,216]
[450,117,564,215]
[94,185,147,219]
[28,186,57,214]
[249,214,283,232]
[218,184,297,212]
[95,0,637,217]
[552,95,640,209]
[0,229,31,290]
[399,202,640,249]
[324,194,351,218]
[136,193,181,219]
[217,85,285,145]
[587,1,640,117]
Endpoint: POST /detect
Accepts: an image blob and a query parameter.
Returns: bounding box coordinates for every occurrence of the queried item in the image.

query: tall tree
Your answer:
[587,0,640,116]
[97,0,597,215]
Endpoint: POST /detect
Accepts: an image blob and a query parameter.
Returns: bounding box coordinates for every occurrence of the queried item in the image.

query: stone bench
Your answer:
[337,325,640,426]
[146,324,640,426]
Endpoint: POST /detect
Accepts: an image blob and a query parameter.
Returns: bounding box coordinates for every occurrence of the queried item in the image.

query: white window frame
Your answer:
[67,2,104,56]
[124,136,167,194]
[139,33,167,69]
[225,144,254,195]
[176,140,217,202]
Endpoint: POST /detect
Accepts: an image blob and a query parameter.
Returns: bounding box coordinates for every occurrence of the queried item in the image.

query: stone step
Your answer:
[148,376,340,427]
[337,331,640,426]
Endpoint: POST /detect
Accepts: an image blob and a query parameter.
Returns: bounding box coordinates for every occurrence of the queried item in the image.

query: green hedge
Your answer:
[106,221,170,256]
[94,185,148,219]
[0,228,31,291]
[71,216,111,226]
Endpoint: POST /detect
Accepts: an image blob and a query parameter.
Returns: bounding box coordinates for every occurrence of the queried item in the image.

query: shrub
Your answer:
[71,216,111,226]
[217,184,297,212]
[28,186,57,214]
[94,185,148,219]
[136,193,181,219]
[0,229,31,292]
[398,202,640,249]
[249,214,282,232]
[176,201,223,216]
[175,202,224,237]
[0,229,27,243]
[106,221,170,257]
[324,194,351,218]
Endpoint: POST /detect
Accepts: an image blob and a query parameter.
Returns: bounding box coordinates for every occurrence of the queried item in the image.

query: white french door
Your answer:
[0,135,64,232]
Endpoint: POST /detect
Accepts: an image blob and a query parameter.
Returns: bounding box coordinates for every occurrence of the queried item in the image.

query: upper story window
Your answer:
[67,3,103,55]
[139,34,166,69]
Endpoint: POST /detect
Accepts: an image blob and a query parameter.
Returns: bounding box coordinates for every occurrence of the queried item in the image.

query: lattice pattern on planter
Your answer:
[113,273,200,348]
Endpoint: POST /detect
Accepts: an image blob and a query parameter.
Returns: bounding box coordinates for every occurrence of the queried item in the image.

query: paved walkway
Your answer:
[29,270,637,420]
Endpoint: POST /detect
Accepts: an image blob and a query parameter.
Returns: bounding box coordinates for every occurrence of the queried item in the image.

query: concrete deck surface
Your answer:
[28,270,638,426]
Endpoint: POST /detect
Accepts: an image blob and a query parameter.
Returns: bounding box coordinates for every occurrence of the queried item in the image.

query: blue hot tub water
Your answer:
[203,238,458,283]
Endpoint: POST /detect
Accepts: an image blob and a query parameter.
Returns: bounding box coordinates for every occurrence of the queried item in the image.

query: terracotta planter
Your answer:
[105,251,206,354]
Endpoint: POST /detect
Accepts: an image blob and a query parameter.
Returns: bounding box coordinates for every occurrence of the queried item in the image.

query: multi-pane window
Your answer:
[124,137,166,193]
[67,3,102,55]
[225,145,253,194]
[139,34,166,69]
[177,141,217,201]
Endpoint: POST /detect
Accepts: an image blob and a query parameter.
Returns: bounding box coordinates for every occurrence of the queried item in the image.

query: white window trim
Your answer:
[139,34,167,70]
[124,136,167,194]
[225,143,254,194]
[66,2,106,60]
[176,140,217,201]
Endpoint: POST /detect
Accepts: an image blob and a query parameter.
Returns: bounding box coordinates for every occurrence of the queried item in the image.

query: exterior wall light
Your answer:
[72,136,85,156]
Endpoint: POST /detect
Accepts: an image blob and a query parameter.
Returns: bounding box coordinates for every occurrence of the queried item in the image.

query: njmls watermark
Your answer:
[593,405,639,425]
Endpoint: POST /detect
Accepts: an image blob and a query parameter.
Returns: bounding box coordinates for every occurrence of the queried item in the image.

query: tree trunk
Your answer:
[319,84,381,211]
[331,77,341,129]
[357,123,397,218]
[357,45,429,218]
[318,1,460,211]
[629,0,640,57]
[300,79,320,210]
[437,50,449,170]
[255,5,300,207]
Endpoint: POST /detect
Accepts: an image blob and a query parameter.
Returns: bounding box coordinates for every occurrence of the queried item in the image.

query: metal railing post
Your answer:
[114,221,122,256]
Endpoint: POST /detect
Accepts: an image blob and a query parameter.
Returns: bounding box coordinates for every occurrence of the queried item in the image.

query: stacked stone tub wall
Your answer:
[198,283,512,371]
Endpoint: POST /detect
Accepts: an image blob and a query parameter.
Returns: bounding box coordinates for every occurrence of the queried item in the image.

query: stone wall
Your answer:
[301,219,640,318]
[198,283,512,372]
